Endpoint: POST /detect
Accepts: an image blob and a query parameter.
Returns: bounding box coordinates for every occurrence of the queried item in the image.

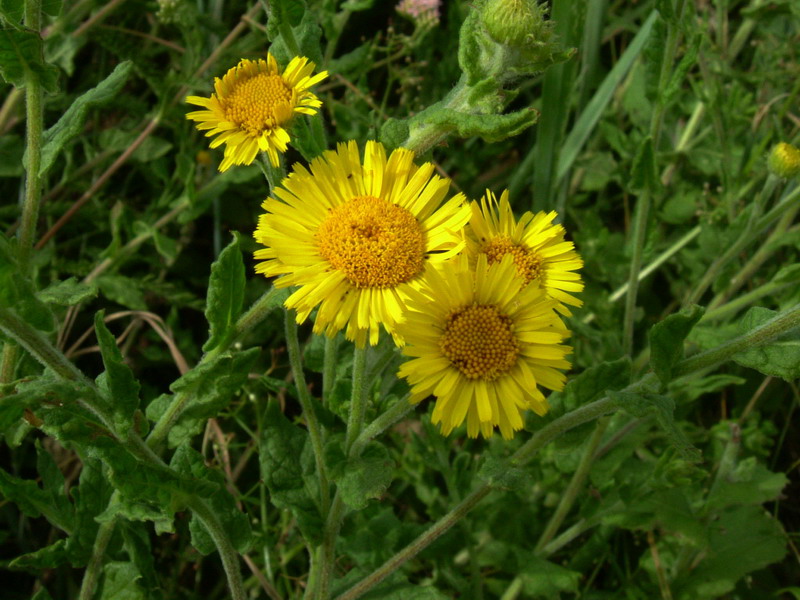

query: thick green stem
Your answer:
[322,335,338,403]
[622,189,651,356]
[284,311,331,513]
[350,396,414,457]
[18,0,44,270]
[534,417,610,553]
[78,517,116,600]
[344,346,368,452]
[0,344,19,384]
[673,302,800,377]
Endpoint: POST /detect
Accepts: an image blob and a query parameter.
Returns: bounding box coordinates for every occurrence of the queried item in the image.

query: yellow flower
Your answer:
[768,142,800,179]
[397,254,572,439]
[186,55,327,171]
[253,140,471,347]
[466,189,584,315]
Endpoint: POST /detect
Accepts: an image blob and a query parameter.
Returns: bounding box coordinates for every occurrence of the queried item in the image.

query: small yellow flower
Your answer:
[466,189,584,315]
[186,55,327,171]
[398,254,572,439]
[253,140,471,347]
[768,142,800,179]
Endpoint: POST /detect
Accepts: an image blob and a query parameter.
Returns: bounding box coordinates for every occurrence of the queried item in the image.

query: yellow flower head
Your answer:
[397,254,572,440]
[186,55,328,171]
[253,140,471,347]
[466,189,584,315]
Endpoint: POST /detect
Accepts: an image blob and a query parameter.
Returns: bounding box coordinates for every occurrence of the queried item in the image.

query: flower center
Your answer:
[439,304,519,380]
[482,236,543,285]
[223,73,292,136]
[317,195,426,289]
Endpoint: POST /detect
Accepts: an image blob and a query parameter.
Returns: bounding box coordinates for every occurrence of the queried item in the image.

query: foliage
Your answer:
[1,0,799,599]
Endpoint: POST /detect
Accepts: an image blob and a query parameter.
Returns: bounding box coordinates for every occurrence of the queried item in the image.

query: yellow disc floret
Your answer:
[317,195,426,289]
[440,304,519,380]
[223,73,292,135]
[481,235,544,285]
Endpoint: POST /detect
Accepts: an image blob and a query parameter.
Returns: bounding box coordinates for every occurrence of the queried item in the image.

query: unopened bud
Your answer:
[768,142,800,179]
[481,0,551,48]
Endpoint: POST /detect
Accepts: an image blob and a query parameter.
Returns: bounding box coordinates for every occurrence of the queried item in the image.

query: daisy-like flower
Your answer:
[397,254,572,439]
[466,189,584,314]
[186,55,328,171]
[253,140,471,347]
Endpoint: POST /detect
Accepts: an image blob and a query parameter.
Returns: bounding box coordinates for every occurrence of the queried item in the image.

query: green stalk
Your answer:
[350,396,414,457]
[322,335,338,403]
[344,346,368,452]
[622,189,651,356]
[284,311,330,514]
[684,175,780,307]
[18,0,44,270]
[673,302,800,377]
[78,517,116,600]
[701,279,796,323]
[534,417,610,553]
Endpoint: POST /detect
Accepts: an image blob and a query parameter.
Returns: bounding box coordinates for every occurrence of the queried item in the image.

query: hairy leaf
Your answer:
[203,233,245,353]
[649,305,704,385]
[94,311,140,432]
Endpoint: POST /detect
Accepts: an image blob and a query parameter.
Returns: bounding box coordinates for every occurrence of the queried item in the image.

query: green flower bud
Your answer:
[768,142,800,179]
[481,0,552,48]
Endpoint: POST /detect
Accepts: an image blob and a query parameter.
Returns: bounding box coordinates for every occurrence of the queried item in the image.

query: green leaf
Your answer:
[145,348,259,447]
[0,28,59,91]
[41,0,62,16]
[260,399,324,543]
[37,277,98,306]
[674,506,785,599]
[0,235,54,331]
[630,135,659,192]
[0,0,24,27]
[38,61,132,176]
[94,311,140,432]
[334,442,394,510]
[99,561,147,600]
[65,458,112,566]
[731,307,800,381]
[119,522,163,600]
[203,233,245,353]
[95,274,147,310]
[170,444,252,554]
[649,305,704,385]
[663,33,700,106]
[611,391,700,461]
[562,357,631,412]
[707,457,787,510]
[518,556,581,596]
[477,454,531,491]
[8,539,69,571]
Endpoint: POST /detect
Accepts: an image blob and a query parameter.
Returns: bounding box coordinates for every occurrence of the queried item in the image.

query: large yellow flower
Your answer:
[466,189,584,314]
[397,254,572,439]
[254,140,471,347]
[186,55,327,171]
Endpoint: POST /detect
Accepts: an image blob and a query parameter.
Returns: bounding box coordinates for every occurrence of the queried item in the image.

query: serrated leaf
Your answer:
[37,277,97,306]
[335,442,394,510]
[8,539,69,571]
[610,391,700,461]
[203,234,245,353]
[99,562,147,600]
[38,61,132,176]
[731,306,800,381]
[673,506,785,599]
[562,357,631,412]
[477,454,531,491]
[707,457,787,510]
[649,305,704,385]
[260,399,324,543]
[146,348,259,447]
[170,444,252,554]
[94,311,140,432]
[0,28,59,91]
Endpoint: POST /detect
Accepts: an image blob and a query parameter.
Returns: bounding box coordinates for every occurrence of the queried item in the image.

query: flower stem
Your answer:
[350,396,413,457]
[673,302,800,377]
[18,0,44,270]
[78,516,116,600]
[322,334,338,403]
[284,310,331,513]
[534,416,610,553]
[344,346,368,452]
